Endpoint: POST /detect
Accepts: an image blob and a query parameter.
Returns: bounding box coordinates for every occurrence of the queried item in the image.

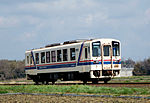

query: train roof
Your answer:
[26,38,120,53]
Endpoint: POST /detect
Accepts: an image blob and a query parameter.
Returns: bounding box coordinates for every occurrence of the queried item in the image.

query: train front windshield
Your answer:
[92,41,120,57]
[92,41,101,57]
[112,41,120,56]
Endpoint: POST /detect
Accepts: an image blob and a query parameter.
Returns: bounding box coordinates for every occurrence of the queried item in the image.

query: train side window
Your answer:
[57,50,62,62]
[70,48,75,60]
[63,49,68,61]
[88,47,90,53]
[51,51,56,62]
[85,48,88,59]
[46,51,50,63]
[41,52,45,63]
[35,53,39,64]
[27,56,29,64]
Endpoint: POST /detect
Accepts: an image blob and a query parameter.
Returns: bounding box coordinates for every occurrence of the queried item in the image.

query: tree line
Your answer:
[0,57,150,80]
[121,57,150,75]
[0,60,25,80]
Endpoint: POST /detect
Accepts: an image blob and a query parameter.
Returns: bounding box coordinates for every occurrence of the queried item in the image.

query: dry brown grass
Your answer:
[0,95,150,103]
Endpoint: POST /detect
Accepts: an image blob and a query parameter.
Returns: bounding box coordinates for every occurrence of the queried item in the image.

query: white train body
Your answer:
[25,38,121,83]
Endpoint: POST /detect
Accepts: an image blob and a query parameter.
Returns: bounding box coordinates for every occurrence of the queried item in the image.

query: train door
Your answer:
[90,41,101,78]
[25,54,30,67]
[92,41,101,70]
[30,51,38,75]
[29,53,33,67]
[25,52,37,75]
[102,44,112,70]
[76,47,79,66]
[83,46,89,69]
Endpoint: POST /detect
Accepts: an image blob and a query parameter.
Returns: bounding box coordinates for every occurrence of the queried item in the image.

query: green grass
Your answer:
[110,76,150,83]
[0,85,150,96]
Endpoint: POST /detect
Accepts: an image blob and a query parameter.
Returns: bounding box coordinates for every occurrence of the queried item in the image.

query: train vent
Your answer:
[45,43,61,47]
[63,39,87,45]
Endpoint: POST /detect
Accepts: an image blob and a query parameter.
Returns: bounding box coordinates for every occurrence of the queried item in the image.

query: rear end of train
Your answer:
[90,39,121,83]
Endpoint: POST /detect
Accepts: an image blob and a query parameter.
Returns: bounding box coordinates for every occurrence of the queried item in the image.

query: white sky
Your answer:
[0,0,150,61]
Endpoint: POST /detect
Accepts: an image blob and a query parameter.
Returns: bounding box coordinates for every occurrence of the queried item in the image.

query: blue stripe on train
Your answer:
[77,42,84,65]
[25,61,121,70]
[78,61,121,66]
[25,63,76,70]
[38,63,76,70]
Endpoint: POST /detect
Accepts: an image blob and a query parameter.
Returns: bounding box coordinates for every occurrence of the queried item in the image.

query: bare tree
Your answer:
[0,60,25,80]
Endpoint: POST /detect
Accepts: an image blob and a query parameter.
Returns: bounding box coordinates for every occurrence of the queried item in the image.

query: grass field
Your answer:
[110,76,150,83]
[0,85,150,96]
[1,76,150,102]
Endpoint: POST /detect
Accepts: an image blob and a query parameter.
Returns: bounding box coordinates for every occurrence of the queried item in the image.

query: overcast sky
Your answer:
[0,0,150,61]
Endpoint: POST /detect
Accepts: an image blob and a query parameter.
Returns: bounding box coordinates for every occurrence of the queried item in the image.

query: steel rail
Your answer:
[0,82,150,86]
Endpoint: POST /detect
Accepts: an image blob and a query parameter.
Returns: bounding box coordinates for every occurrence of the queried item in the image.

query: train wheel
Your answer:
[46,81,49,85]
[83,80,87,84]
[42,81,45,85]
[92,80,98,84]
[52,81,56,85]
[34,81,39,85]
[104,79,108,84]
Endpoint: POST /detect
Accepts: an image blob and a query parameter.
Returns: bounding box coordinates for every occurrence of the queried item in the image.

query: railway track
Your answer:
[0,82,150,87]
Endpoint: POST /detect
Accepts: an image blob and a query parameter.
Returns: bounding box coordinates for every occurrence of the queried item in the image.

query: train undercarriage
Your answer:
[27,69,119,85]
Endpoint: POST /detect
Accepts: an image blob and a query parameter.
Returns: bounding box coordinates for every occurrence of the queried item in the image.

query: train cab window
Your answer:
[35,53,39,64]
[63,49,68,61]
[26,56,29,64]
[51,51,56,62]
[46,51,50,63]
[57,50,62,62]
[112,41,120,56]
[92,41,101,57]
[85,48,88,59]
[103,45,110,56]
[70,48,75,60]
[41,52,45,63]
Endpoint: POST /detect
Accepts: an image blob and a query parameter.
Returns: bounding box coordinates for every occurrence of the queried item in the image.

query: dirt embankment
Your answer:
[0,95,149,103]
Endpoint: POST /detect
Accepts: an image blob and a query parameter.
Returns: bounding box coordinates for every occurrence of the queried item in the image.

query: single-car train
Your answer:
[25,38,121,84]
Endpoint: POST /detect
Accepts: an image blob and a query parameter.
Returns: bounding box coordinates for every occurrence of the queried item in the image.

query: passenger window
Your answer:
[46,51,50,63]
[57,50,62,62]
[88,47,90,53]
[51,51,56,62]
[103,46,110,56]
[70,48,75,60]
[35,53,39,64]
[85,48,88,59]
[41,52,45,63]
[63,49,68,61]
